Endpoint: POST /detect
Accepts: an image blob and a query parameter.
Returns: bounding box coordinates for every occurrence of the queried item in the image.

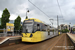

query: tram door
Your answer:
[47,26,50,35]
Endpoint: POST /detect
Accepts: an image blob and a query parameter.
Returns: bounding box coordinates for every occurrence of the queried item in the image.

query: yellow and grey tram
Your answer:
[22,18,58,42]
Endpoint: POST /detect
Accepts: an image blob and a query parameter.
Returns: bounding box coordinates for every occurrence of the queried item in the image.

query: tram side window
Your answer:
[42,25,47,31]
[37,24,40,31]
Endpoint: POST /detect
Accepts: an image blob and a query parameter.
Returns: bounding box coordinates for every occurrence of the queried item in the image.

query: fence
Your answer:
[14,30,22,36]
[0,28,22,37]
[0,28,7,37]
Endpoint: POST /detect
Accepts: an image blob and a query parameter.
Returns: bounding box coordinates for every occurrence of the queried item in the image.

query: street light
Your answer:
[69,23,71,33]
[49,19,54,26]
[26,10,29,19]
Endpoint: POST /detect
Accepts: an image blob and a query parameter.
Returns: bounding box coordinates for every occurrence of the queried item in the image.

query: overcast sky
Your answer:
[0,0,75,27]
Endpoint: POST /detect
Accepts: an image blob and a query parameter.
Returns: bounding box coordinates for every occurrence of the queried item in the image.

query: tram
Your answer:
[22,18,58,42]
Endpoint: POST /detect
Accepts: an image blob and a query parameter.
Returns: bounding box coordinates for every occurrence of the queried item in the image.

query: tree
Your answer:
[65,29,69,33]
[14,16,21,30]
[1,8,10,28]
[61,29,69,33]
[73,29,75,31]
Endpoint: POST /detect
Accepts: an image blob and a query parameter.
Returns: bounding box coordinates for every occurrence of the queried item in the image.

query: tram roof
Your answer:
[25,18,44,23]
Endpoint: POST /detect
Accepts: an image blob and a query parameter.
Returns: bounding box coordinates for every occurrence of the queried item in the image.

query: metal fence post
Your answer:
[12,31,14,36]
[18,30,19,35]
[16,30,17,35]
[4,28,6,37]
[6,28,7,36]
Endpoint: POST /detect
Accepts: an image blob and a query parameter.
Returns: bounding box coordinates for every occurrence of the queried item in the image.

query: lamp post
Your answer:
[69,23,71,33]
[26,10,29,19]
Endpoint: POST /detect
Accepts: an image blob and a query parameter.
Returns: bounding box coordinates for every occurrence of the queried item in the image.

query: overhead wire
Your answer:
[28,0,50,18]
[57,0,64,23]
[28,0,65,25]
[57,0,63,18]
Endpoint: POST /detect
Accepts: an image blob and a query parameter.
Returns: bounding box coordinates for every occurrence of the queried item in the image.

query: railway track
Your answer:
[0,33,74,50]
[47,33,65,50]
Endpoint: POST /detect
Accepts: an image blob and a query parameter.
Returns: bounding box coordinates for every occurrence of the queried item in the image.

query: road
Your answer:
[0,33,74,50]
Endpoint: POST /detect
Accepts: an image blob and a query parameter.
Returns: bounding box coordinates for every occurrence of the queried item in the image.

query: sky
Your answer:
[0,0,75,27]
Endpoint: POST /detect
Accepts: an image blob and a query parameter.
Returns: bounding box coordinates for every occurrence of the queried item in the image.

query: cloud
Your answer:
[61,2,75,20]
[0,11,2,18]
[9,14,17,20]
[0,0,75,27]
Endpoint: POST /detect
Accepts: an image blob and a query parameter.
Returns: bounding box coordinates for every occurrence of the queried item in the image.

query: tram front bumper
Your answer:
[22,37,34,42]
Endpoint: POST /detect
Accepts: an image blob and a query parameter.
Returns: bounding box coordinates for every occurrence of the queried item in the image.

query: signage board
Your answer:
[6,23,14,32]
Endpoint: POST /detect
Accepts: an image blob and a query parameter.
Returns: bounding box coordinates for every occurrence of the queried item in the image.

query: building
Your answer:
[71,25,75,31]
[9,20,23,25]
[59,24,70,30]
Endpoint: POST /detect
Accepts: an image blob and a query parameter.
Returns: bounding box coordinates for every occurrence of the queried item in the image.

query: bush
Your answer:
[61,29,69,33]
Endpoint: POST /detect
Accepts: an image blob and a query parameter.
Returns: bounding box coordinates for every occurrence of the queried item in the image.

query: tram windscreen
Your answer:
[22,20,33,33]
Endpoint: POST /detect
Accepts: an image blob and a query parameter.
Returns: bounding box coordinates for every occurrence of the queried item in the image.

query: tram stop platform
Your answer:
[67,33,75,47]
[0,36,21,47]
